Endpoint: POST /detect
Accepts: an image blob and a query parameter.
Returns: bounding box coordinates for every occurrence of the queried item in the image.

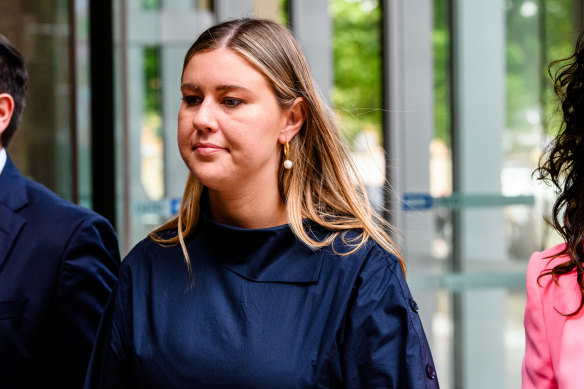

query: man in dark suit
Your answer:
[0,34,121,388]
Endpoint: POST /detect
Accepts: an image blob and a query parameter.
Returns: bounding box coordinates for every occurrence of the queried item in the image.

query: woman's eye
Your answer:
[182,96,201,105]
[223,97,242,107]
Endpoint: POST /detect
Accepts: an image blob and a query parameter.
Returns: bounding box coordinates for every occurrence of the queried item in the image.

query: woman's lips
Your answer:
[194,142,224,155]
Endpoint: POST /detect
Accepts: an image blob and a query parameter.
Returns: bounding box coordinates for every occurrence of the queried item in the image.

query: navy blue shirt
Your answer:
[85,211,439,388]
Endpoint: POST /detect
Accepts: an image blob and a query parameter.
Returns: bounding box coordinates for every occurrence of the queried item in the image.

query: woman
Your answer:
[84,18,438,388]
[522,32,584,389]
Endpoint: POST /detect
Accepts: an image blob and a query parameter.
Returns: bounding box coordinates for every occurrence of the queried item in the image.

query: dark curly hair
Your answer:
[536,32,584,315]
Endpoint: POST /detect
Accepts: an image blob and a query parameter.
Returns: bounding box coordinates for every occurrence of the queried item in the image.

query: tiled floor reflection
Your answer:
[416,286,526,388]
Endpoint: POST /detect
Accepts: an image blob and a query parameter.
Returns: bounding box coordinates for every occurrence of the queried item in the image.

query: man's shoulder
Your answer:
[23,176,108,226]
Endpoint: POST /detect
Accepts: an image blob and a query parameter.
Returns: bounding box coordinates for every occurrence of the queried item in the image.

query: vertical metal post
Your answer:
[380,0,392,226]
[89,0,116,228]
[288,0,332,104]
[68,0,78,204]
[448,0,464,387]
[120,0,130,253]
[380,0,404,234]
[537,1,547,255]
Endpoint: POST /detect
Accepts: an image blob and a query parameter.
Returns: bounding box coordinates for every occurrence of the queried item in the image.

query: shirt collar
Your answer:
[0,148,6,176]
[196,197,325,284]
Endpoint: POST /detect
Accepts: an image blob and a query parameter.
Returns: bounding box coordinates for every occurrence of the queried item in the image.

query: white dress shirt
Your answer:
[0,148,6,175]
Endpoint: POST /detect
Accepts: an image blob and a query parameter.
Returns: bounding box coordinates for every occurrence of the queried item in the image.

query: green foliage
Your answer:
[331,0,382,146]
[433,0,451,145]
[329,0,575,149]
[505,0,544,149]
[144,46,162,137]
[542,0,577,137]
[431,0,575,150]
[141,0,160,11]
[280,0,289,25]
[502,0,576,151]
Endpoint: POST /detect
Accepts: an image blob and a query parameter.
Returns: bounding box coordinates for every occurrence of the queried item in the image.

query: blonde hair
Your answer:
[151,18,404,276]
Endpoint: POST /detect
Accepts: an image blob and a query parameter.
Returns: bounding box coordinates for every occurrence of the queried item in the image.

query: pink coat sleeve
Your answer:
[522,251,558,389]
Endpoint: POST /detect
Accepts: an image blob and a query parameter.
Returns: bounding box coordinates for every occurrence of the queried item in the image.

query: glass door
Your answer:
[385,0,578,387]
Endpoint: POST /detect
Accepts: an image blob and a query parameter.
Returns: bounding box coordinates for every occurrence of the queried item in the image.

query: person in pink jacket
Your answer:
[522,32,584,389]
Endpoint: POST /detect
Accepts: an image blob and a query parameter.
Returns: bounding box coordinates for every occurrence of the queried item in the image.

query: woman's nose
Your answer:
[192,99,218,132]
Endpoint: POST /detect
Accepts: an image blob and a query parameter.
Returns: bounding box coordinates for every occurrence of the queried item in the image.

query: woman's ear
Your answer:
[0,93,14,143]
[279,97,306,144]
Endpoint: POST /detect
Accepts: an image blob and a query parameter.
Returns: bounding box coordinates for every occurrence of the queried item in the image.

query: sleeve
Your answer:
[521,252,558,389]
[83,254,135,389]
[342,248,439,389]
[51,214,121,388]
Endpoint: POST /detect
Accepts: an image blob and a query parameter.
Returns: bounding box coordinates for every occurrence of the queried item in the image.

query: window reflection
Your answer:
[141,46,164,201]
[331,0,385,213]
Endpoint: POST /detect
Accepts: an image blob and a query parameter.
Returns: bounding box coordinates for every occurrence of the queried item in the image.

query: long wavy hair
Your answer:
[150,18,403,277]
[536,32,584,315]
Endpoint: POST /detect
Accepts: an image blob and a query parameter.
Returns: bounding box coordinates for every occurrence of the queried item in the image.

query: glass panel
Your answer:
[75,0,93,209]
[432,0,453,262]
[504,0,547,260]
[141,46,164,201]
[414,0,578,387]
[0,0,73,200]
[114,0,213,253]
[331,0,385,213]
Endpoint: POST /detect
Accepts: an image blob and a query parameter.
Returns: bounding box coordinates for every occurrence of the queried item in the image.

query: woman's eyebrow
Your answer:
[180,83,200,91]
[215,84,250,92]
[180,83,251,93]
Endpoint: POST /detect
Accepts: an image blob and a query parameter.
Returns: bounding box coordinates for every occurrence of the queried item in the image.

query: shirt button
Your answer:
[409,299,420,313]
[426,364,435,380]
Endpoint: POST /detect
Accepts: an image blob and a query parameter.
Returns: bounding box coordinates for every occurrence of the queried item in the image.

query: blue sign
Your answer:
[402,193,433,211]
[170,197,182,215]
[401,193,535,211]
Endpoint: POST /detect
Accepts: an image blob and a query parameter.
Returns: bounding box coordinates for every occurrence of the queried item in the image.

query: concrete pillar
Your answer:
[383,0,436,341]
[289,0,332,102]
[454,1,507,388]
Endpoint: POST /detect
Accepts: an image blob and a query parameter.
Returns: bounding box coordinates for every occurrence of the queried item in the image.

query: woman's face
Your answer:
[178,48,287,194]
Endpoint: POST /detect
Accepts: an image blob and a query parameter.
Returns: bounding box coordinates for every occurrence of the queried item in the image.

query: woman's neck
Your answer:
[207,186,287,229]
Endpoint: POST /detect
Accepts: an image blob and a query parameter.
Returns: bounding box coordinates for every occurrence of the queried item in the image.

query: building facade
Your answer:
[1,1,582,387]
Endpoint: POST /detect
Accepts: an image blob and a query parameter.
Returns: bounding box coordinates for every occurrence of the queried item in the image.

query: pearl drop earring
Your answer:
[283,141,293,169]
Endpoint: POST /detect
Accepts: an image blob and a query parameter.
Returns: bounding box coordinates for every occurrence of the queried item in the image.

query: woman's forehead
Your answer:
[182,48,270,88]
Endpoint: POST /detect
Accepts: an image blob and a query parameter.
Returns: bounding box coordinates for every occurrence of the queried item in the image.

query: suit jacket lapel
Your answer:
[0,156,28,268]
